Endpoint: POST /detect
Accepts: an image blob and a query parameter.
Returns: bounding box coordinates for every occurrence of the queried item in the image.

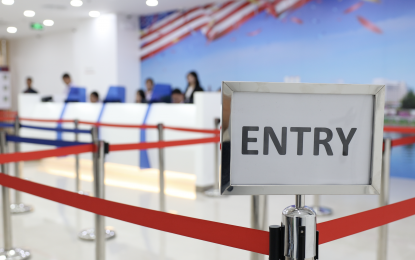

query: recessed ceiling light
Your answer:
[7,27,17,33]
[24,10,36,17]
[70,0,83,7]
[2,0,14,5]
[146,0,158,7]
[43,20,54,26]
[89,11,100,18]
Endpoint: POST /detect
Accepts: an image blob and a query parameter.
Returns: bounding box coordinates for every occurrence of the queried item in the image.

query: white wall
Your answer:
[9,30,76,109]
[117,14,140,103]
[72,14,118,96]
[9,14,140,108]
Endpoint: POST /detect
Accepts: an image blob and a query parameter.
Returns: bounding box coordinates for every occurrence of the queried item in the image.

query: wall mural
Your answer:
[140,0,415,105]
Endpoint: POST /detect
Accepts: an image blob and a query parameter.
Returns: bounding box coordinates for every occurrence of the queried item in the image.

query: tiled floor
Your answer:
[0,159,414,260]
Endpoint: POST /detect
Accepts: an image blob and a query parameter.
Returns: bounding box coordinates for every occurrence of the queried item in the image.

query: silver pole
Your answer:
[213,119,219,190]
[281,195,317,260]
[158,124,166,212]
[74,119,81,193]
[0,131,30,259]
[204,118,222,197]
[250,195,267,260]
[296,194,305,209]
[377,139,391,260]
[95,141,105,260]
[1,132,12,250]
[11,115,32,214]
[78,127,115,241]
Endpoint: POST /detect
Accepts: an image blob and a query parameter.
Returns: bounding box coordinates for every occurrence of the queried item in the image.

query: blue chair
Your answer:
[150,84,172,103]
[66,87,86,102]
[104,86,126,103]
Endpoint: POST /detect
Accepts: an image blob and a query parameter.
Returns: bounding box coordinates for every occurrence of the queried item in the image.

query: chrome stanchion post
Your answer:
[377,138,391,260]
[311,195,332,216]
[280,195,317,260]
[78,126,115,241]
[157,124,166,212]
[11,115,33,214]
[205,118,222,197]
[0,131,31,259]
[95,140,106,260]
[250,195,268,260]
[74,119,81,193]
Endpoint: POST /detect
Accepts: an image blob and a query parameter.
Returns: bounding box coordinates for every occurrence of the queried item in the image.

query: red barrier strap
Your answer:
[20,118,74,123]
[1,174,415,254]
[78,121,158,129]
[0,117,15,122]
[164,126,220,135]
[0,174,269,254]
[15,118,216,133]
[384,126,415,134]
[317,196,415,244]
[0,137,219,163]
[391,136,415,147]
[109,137,220,152]
[0,144,95,164]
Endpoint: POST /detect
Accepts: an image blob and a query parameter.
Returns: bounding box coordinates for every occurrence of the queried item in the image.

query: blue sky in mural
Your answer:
[141,0,415,92]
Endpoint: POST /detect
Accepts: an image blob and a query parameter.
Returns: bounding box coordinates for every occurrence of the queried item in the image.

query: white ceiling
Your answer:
[0,0,228,39]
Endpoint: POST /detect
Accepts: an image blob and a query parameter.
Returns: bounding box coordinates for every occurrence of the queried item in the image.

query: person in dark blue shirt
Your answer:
[23,77,38,94]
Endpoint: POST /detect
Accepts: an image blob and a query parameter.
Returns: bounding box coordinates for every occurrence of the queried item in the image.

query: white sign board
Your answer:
[220,82,385,195]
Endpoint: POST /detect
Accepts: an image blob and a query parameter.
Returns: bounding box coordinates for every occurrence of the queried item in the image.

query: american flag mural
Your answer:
[139,0,310,60]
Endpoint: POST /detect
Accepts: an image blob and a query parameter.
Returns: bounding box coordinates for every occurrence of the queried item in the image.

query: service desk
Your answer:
[18,92,220,190]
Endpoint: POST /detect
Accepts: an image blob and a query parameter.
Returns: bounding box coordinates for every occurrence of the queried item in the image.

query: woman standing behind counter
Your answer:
[184,71,204,103]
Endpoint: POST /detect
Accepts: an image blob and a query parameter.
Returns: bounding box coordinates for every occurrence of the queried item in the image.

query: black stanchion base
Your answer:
[269,226,319,260]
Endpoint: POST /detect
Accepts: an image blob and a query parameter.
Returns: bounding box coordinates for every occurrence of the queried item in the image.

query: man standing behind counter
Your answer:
[62,73,74,95]
[23,77,38,94]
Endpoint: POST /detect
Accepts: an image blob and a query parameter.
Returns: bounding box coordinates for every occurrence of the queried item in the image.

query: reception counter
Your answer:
[18,92,221,190]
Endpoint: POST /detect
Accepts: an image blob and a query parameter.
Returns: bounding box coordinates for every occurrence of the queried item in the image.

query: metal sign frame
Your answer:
[220,81,385,195]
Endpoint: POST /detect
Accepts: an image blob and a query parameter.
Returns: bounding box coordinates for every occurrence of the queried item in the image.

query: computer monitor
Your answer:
[66,87,86,102]
[104,86,126,103]
[150,84,172,103]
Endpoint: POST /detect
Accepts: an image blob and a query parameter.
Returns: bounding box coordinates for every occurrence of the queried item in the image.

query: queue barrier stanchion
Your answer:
[10,115,33,214]
[73,119,89,195]
[75,119,80,193]
[377,138,391,260]
[268,195,319,260]
[79,126,116,241]
[157,124,166,212]
[251,195,268,260]
[204,118,222,197]
[95,140,107,260]
[0,131,31,259]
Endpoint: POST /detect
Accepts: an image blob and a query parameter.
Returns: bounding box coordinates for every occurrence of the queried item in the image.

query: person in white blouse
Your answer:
[145,78,154,102]
[62,73,75,95]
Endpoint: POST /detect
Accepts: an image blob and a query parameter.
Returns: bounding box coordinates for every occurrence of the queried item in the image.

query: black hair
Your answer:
[26,77,32,81]
[90,91,99,99]
[137,89,145,100]
[62,73,71,79]
[187,71,201,89]
[172,88,182,95]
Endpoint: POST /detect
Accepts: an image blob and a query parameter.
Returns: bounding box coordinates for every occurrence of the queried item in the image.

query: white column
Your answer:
[194,92,221,190]
[72,14,140,101]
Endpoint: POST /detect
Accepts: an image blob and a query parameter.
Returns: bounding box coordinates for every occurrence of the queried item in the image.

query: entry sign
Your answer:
[221,82,385,195]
